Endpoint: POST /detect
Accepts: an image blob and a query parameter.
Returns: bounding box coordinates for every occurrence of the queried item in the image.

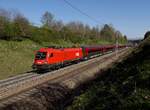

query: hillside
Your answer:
[67,37,150,110]
[0,40,42,79]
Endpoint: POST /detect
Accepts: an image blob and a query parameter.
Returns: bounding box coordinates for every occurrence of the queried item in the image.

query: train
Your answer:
[32,45,126,71]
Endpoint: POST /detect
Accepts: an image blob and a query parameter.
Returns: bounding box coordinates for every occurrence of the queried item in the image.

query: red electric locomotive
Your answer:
[32,47,83,70]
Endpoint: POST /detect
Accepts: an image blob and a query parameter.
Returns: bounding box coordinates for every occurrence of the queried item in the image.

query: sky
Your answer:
[0,0,150,39]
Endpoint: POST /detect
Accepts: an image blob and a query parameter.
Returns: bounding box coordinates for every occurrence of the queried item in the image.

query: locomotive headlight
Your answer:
[44,61,48,64]
[37,62,42,64]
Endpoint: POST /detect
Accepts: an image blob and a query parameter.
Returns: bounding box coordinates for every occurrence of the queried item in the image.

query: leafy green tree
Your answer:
[13,12,31,39]
[100,24,115,42]
[0,9,11,39]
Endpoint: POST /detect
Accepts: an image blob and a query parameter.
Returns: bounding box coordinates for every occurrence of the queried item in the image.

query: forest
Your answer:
[0,9,127,46]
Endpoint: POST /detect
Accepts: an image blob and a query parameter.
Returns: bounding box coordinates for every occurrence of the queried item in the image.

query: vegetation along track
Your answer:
[0,48,130,103]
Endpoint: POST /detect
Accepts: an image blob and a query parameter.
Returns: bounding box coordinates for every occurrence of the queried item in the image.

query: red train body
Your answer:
[32,45,126,70]
[33,47,83,70]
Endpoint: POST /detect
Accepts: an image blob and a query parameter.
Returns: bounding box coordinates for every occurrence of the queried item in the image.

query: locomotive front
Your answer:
[32,48,51,70]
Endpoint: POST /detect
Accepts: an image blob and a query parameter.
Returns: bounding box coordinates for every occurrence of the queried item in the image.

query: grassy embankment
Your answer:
[0,40,41,79]
[67,37,150,110]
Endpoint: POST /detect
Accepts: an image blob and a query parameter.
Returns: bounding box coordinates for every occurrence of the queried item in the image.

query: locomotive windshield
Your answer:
[35,52,47,59]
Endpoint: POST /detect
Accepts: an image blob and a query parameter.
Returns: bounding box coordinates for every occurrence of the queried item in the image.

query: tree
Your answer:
[91,26,100,39]
[123,35,128,43]
[0,9,11,39]
[100,24,115,41]
[41,11,54,28]
[0,8,11,21]
[144,31,150,39]
[52,20,64,31]
[84,24,91,37]
[12,12,30,39]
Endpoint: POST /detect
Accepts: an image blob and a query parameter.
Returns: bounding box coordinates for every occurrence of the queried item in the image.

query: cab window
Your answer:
[35,52,47,59]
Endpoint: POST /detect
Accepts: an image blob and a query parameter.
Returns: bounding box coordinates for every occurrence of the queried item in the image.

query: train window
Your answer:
[49,53,53,57]
[35,52,47,59]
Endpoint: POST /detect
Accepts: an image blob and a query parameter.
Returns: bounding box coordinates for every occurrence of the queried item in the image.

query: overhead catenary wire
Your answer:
[32,0,104,27]
[62,0,103,25]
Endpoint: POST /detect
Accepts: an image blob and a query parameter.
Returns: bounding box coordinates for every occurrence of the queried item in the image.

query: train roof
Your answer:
[37,44,125,52]
[81,45,116,48]
[38,47,82,52]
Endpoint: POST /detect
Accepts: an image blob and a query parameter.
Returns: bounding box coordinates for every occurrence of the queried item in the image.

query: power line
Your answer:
[62,0,102,25]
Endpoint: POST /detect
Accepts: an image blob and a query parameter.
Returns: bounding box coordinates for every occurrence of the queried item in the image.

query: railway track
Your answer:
[0,48,130,104]
[51,48,131,88]
[0,73,39,88]
[0,72,33,84]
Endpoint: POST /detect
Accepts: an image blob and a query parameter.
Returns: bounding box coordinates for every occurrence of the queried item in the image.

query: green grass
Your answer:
[0,40,41,79]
